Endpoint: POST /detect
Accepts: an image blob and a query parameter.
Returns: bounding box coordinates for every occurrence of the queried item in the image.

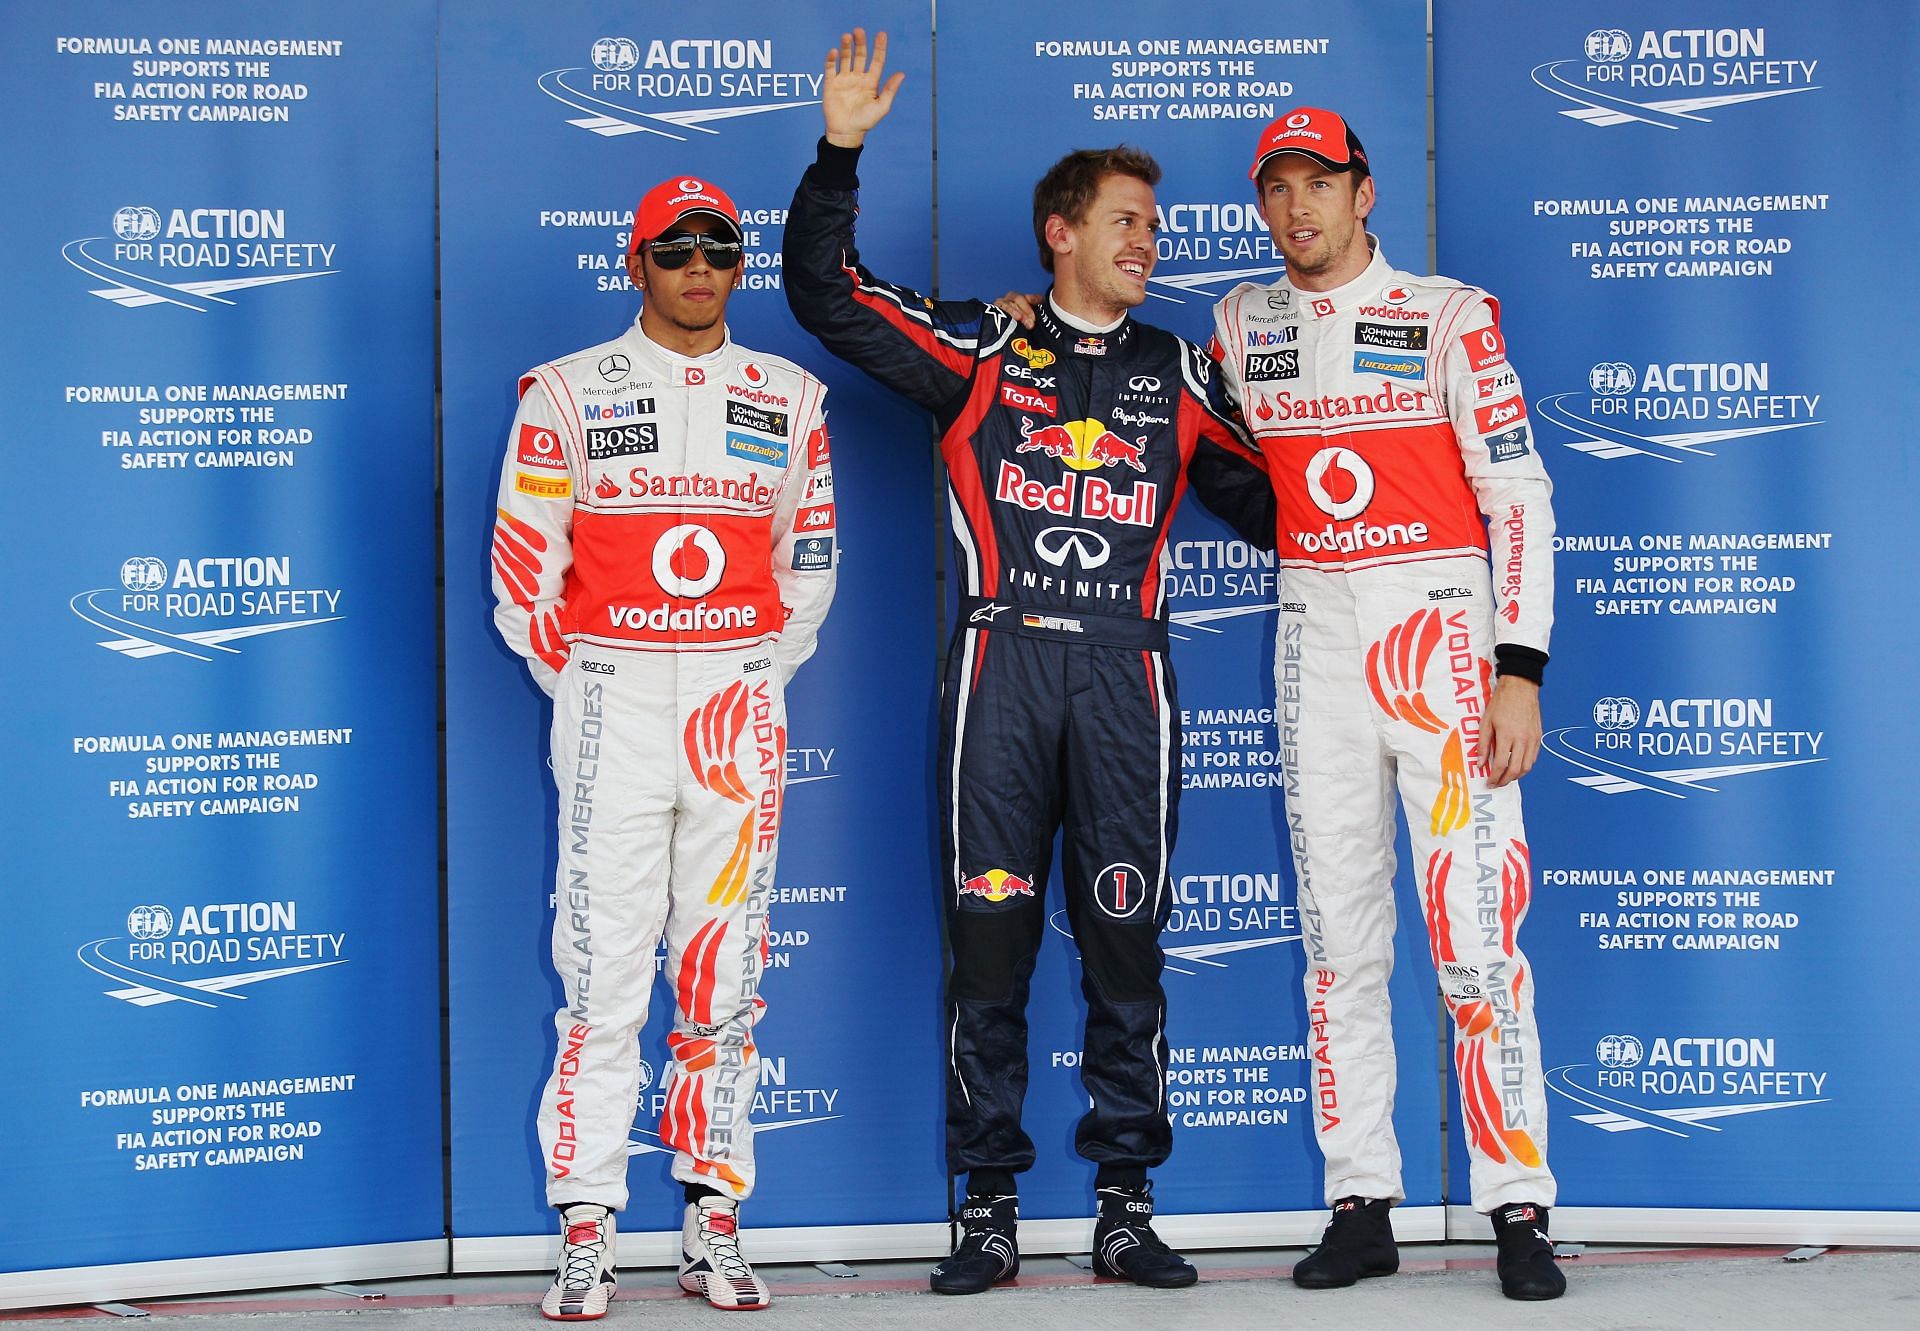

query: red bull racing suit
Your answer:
[786,139,1274,1180]
[490,319,836,1208]
[1210,243,1557,1212]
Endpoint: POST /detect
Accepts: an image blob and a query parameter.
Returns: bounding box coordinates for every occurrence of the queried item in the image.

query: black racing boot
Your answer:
[1091,1182,1198,1288]
[930,1193,1019,1295]
[1292,1196,1400,1288]
[1492,1202,1565,1300]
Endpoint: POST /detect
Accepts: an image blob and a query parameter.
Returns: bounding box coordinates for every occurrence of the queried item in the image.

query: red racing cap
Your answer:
[1247,107,1370,180]
[629,176,744,253]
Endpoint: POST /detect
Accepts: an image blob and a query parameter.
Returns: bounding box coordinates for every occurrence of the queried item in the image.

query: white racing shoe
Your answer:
[540,1203,617,1321]
[678,1195,772,1311]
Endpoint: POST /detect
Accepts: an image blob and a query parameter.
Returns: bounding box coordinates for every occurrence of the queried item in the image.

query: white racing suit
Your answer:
[1211,243,1557,1212]
[491,319,836,1208]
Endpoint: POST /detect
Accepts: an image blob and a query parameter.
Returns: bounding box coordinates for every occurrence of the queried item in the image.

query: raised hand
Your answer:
[822,27,905,148]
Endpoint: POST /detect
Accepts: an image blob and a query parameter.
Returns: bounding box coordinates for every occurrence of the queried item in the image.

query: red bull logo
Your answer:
[1016,417,1150,473]
[959,868,1035,903]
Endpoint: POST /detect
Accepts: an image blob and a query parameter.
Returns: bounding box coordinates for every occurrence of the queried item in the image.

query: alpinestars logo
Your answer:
[1538,359,1821,462]
[65,205,338,311]
[1533,27,1819,129]
[1548,1032,1829,1138]
[541,37,822,139]
[80,900,347,1008]
[1544,694,1824,797]
[73,555,345,661]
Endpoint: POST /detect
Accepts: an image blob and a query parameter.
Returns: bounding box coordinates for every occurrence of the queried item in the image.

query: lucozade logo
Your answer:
[541,37,823,139]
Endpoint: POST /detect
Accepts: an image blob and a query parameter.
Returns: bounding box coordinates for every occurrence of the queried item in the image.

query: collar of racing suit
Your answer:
[1045,291,1125,334]
[1278,233,1389,313]
[1032,289,1136,354]
[626,313,733,371]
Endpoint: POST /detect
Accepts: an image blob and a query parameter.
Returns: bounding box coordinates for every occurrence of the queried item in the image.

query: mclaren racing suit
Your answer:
[1210,242,1557,1212]
[786,139,1274,1179]
[490,319,836,1208]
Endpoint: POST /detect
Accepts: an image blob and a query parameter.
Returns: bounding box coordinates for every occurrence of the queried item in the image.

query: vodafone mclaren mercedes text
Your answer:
[491,320,835,1209]
[1211,242,1557,1212]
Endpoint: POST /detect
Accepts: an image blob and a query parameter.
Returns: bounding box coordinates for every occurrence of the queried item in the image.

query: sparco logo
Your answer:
[72,555,345,661]
[1537,358,1821,463]
[541,36,824,139]
[66,205,338,312]
[1543,695,1825,797]
[1548,1032,1829,1138]
[1532,28,1819,130]
[78,899,348,1007]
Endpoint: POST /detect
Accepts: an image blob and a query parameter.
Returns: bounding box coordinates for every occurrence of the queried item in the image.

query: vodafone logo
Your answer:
[679,178,704,193]
[652,524,726,597]
[517,423,567,470]
[1382,285,1413,305]
[1286,112,1311,130]
[1304,447,1374,521]
[741,361,768,387]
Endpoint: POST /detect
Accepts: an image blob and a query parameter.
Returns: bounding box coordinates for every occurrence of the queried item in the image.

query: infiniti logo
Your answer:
[1034,526,1111,569]
[1128,375,1160,392]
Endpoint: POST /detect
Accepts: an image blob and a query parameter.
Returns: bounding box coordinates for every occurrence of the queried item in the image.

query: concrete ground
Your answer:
[6,1242,1916,1328]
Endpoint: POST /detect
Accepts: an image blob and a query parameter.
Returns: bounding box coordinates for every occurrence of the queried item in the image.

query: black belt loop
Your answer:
[957,596,1169,650]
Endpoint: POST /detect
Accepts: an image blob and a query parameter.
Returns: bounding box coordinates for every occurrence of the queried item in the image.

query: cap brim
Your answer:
[664,208,743,243]
[1250,146,1357,180]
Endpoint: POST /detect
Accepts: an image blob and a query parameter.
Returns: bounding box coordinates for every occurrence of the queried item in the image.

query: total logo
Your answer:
[73,555,345,661]
[543,35,823,139]
[1537,358,1821,463]
[65,205,337,311]
[629,1054,841,1157]
[1548,1032,1829,1138]
[1533,27,1820,130]
[1048,868,1299,976]
[1543,694,1825,797]
[79,900,347,1008]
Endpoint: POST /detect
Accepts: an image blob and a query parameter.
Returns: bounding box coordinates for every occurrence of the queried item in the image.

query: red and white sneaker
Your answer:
[678,1196,771,1310]
[540,1203,617,1321]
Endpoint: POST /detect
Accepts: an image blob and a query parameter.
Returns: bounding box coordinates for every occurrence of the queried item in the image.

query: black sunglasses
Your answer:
[645,231,744,270]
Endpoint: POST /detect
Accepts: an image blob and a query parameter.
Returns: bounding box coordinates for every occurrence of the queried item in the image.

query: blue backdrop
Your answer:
[1436,0,1920,1227]
[0,0,444,1305]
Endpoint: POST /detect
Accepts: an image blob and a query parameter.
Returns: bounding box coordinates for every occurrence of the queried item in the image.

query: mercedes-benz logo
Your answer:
[598,353,631,383]
[1034,526,1111,569]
